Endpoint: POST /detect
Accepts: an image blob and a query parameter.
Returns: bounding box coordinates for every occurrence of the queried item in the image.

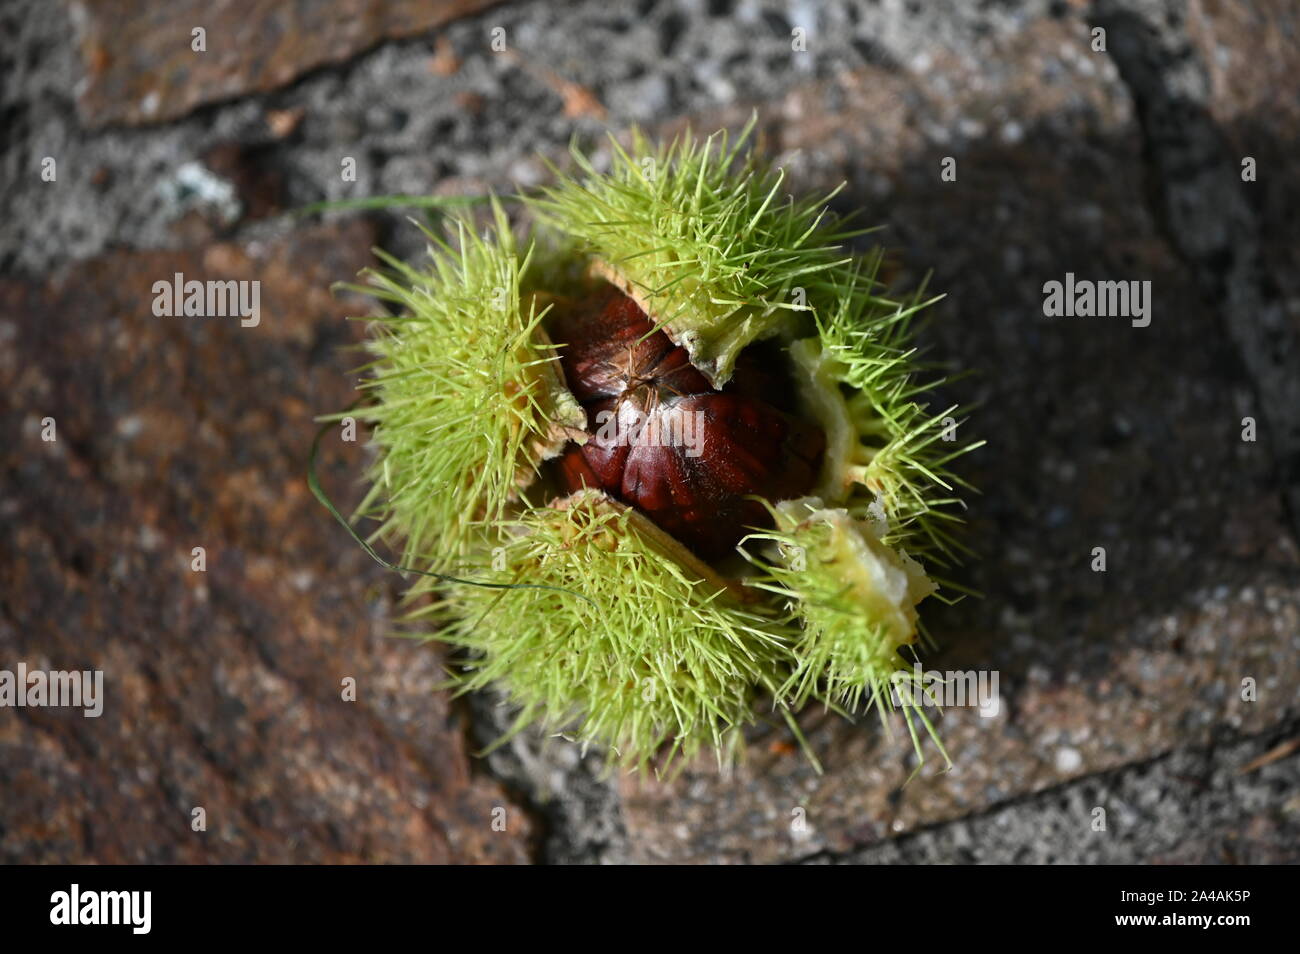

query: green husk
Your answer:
[527,117,865,387]
[345,199,585,568]
[408,490,789,771]
[324,123,981,773]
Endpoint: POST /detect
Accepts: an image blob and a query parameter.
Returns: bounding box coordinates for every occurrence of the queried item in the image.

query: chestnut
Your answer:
[325,124,977,771]
[549,287,825,560]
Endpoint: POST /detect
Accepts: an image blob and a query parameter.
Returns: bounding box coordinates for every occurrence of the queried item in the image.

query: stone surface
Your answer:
[1097,0,1300,541]
[814,718,1300,865]
[0,0,1076,276]
[619,9,1300,863]
[70,0,503,126]
[0,223,533,863]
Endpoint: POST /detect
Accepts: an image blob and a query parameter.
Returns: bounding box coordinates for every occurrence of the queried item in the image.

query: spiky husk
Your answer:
[742,499,930,696]
[340,126,980,771]
[407,490,791,770]
[527,118,866,388]
[787,251,982,572]
[348,200,585,568]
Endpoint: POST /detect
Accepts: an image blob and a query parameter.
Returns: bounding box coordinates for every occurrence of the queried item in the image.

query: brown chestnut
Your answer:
[549,287,824,560]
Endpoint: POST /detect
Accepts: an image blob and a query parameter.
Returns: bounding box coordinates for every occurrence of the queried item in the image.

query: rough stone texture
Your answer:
[70,0,503,127]
[0,224,533,863]
[812,718,1300,865]
[1185,0,1300,315]
[2,0,1298,865]
[1096,0,1300,541]
[0,0,1072,277]
[468,691,632,865]
[618,10,1300,862]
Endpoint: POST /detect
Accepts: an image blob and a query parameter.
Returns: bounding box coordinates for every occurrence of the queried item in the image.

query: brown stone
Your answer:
[0,222,533,863]
[71,0,502,126]
[200,142,288,221]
